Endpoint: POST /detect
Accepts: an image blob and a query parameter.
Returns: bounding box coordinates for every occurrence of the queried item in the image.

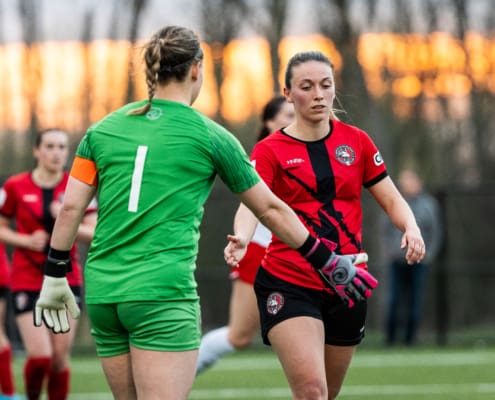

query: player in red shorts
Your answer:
[0,242,18,399]
[225,51,425,399]
[0,129,97,400]
[196,96,295,374]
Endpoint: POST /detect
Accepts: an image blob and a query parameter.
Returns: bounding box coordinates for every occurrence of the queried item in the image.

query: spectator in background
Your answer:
[383,168,442,346]
[196,95,295,375]
[0,242,17,399]
[0,128,97,400]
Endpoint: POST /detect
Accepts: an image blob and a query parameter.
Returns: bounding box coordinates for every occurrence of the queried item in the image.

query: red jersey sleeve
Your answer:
[359,130,387,188]
[0,178,17,218]
[250,140,277,189]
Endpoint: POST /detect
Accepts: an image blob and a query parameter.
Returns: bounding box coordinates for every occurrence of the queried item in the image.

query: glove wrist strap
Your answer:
[297,235,333,269]
[44,248,70,278]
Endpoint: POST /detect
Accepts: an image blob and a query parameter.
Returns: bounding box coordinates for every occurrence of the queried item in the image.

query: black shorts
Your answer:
[0,287,9,300]
[12,286,82,316]
[254,267,367,346]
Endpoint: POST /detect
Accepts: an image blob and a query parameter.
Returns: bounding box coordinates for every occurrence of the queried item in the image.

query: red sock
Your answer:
[24,357,51,400]
[0,346,15,395]
[47,368,70,400]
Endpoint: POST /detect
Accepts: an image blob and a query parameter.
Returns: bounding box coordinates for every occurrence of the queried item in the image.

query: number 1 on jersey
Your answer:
[128,145,148,212]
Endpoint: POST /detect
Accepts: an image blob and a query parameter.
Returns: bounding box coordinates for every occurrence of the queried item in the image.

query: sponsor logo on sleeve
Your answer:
[0,188,5,207]
[373,151,384,166]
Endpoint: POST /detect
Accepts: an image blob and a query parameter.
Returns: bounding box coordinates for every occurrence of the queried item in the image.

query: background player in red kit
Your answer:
[224,51,425,399]
[196,96,295,374]
[0,128,96,400]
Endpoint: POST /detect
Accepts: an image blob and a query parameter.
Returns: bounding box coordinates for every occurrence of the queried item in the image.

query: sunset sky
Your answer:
[1,30,494,132]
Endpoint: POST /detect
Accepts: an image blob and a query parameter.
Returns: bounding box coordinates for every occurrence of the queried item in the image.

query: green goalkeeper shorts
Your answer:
[87,299,201,357]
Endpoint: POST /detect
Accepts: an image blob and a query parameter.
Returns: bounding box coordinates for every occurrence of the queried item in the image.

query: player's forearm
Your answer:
[52,176,97,250]
[233,203,259,245]
[257,202,308,249]
[50,207,85,251]
[0,226,33,249]
[76,212,97,244]
[387,198,420,235]
[238,181,309,249]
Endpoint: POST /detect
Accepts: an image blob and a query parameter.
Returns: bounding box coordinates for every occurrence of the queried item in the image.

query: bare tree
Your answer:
[200,0,249,125]
[316,0,372,128]
[255,0,290,94]
[80,4,95,132]
[125,0,148,104]
[449,0,495,182]
[18,0,40,140]
[108,0,121,40]
[0,0,5,130]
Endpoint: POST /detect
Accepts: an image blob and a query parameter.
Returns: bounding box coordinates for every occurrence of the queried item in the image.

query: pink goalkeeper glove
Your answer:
[298,236,378,307]
[318,250,378,307]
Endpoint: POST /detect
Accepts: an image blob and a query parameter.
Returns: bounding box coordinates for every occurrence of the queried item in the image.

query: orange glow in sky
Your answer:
[0,32,494,133]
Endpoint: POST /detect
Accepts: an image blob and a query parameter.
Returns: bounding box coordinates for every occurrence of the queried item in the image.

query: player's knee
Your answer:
[292,377,327,399]
[50,354,70,371]
[229,332,254,349]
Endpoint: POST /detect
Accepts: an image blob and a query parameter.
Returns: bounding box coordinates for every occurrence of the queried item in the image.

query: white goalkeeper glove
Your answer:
[33,249,80,334]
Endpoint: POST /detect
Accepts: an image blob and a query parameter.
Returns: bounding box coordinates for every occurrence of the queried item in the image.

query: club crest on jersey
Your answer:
[145,107,163,120]
[335,145,355,166]
[266,291,285,315]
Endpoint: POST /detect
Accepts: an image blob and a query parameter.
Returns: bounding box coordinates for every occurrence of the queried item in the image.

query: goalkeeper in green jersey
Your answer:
[33,25,374,400]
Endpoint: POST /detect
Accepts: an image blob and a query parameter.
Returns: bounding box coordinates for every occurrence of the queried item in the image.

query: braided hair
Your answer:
[128,26,203,116]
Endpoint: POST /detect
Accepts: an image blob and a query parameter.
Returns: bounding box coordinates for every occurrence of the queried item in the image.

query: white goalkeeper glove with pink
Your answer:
[34,249,80,334]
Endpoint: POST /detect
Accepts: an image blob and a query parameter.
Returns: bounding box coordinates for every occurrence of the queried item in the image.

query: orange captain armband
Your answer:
[70,156,98,185]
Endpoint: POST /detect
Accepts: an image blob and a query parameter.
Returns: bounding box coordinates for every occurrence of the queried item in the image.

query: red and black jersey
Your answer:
[0,171,96,291]
[251,120,387,291]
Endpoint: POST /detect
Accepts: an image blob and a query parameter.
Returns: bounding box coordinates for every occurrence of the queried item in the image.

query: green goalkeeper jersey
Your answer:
[76,99,260,304]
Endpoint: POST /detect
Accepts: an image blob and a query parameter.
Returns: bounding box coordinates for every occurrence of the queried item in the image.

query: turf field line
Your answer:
[16,351,491,373]
[60,382,495,399]
[215,351,495,370]
[189,382,495,398]
[192,351,495,371]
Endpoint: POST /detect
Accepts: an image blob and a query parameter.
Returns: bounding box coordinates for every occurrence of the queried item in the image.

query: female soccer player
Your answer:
[196,96,295,374]
[34,27,376,400]
[0,128,97,400]
[224,51,425,399]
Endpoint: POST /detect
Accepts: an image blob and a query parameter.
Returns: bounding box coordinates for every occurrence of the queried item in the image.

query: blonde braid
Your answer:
[127,38,162,116]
